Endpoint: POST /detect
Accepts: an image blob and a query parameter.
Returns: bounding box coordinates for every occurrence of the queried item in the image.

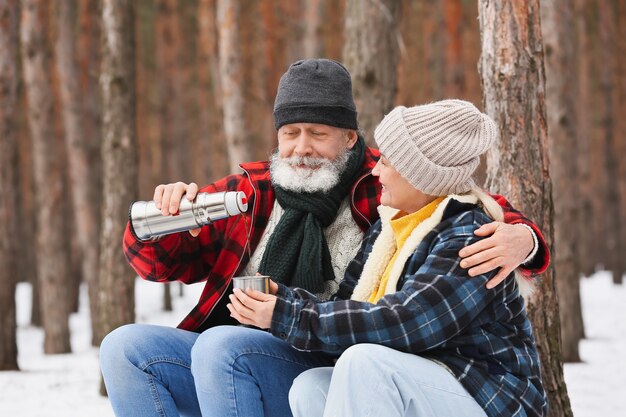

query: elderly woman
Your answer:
[226,99,547,417]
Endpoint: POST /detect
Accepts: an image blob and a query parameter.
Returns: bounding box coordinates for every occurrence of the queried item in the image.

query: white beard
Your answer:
[270,149,351,193]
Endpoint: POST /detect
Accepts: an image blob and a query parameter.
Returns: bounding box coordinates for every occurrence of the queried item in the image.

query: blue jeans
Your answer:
[99,324,333,417]
[289,344,488,417]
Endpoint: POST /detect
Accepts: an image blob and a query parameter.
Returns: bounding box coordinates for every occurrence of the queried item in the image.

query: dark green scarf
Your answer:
[259,136,365,293]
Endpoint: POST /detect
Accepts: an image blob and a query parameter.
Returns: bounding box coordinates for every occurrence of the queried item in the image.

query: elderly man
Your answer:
[99,59,548,417]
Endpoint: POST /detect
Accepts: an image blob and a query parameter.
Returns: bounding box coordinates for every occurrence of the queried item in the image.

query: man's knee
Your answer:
[192,326,242,365]
[190,326,260,379]
[99,324,142,370]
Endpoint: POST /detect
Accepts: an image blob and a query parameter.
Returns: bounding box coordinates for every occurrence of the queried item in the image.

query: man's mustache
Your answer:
[280,156,332,168]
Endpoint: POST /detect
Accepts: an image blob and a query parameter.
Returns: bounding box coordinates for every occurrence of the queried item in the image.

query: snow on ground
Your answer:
[563,271,626,416]
[0,272,623,416]
[0,279,203,417]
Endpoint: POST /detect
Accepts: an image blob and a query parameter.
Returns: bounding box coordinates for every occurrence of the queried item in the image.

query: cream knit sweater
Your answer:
[241,197,364,300]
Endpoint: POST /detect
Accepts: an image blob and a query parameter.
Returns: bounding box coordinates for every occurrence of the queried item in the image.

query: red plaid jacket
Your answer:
[123,147,549,332]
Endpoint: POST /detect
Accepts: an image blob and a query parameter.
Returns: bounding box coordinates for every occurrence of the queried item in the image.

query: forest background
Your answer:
[1,1,625,417]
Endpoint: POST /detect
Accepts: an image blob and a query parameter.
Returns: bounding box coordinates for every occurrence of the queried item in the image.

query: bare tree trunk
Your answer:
[178,0,198,179]
[0,0,20,371]
[618,0,626,282]
[426,2,444,100]
[574,0,594,277]
[240,0,273,157]
[21,0,72,354]
[56,0,102,341]
[135,0,161,199]
[461,1,482,105]
[540,0,584,363]
[303,0,323,58]
[321,0,345,60]
[598,0,624,285]
[197,0,227,182]
[284,0,304,64]
[76,0,103,344]
[15,81,40,326]
[154,0,184,312]
[155,0,187,183]
[343,0,401,144]
[478,1,573,416]
[97,0,137,349]
[396,0,422,106]
[442,0,465,97]
[261,0,280,104]
[585,2,607,274]
[217,0,252,171]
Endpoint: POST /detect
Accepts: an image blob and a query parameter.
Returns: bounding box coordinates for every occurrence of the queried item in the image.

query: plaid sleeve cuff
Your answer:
[276,283,294,300]
[269,296,300,342]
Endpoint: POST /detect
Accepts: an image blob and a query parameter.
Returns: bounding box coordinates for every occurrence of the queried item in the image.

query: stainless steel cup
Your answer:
[232,275,270,294]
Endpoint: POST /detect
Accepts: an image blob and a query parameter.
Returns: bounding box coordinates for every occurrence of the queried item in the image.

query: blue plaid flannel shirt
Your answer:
[270,200,547,417]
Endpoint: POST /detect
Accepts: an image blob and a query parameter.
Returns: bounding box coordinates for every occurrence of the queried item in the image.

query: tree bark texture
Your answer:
[0,0,20,370]
[97,0,138,346]
[343,0,401,144]
[478,1,573,416]
[540,0,584,363]
[217,0,252,171]
[21,0,72,354]
[77,0,103,345]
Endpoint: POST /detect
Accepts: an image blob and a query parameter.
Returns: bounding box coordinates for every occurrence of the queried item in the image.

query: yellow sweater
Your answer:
[367,197,445,303]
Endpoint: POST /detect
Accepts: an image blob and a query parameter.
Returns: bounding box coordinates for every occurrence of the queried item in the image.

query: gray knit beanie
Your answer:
[273,59,358,130]
[374,100,497,196]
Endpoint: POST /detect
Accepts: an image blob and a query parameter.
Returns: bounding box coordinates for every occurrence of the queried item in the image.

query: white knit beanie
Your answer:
[374,100,497,196]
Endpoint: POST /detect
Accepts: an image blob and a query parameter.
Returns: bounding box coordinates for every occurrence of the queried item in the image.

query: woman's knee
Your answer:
[335,344,386,368]
[289,367,333,417]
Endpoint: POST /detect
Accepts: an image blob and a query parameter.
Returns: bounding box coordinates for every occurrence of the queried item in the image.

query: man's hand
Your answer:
[458,222,534,289]
[227,288,277,329]
[153,181,201,237]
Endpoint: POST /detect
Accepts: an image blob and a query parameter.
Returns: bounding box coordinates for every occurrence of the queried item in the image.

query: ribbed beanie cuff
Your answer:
[273,105,357,130]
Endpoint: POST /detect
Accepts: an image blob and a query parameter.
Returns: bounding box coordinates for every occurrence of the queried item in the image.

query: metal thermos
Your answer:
[130,191,248,241]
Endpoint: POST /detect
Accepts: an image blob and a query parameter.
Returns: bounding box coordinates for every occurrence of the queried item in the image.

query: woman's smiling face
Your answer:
[371,156,436,213]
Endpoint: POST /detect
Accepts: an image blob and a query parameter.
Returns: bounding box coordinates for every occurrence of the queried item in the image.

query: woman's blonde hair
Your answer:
[469,187,504,222]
